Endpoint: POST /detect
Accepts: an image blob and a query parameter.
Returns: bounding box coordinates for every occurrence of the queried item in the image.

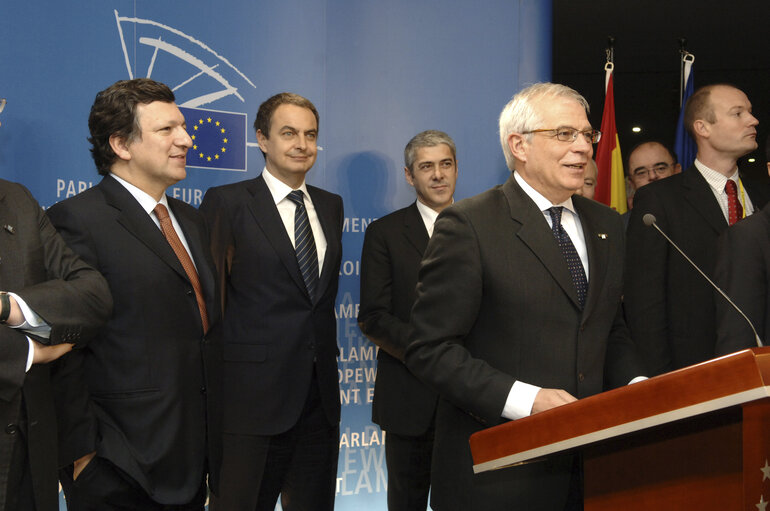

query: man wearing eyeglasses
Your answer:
[404,83,645,510]
[626,141,681,207]
[625,84,768,376]
[0,99,112,510]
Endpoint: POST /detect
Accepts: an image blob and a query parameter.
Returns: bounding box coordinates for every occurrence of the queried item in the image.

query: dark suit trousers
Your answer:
[384,428,433,511]
[211,370,339,511]
[59,457,206,511]
[4,419,36,511]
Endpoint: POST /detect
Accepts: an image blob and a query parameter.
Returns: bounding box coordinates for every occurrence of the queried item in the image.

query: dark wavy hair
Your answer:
[88,79,175,175]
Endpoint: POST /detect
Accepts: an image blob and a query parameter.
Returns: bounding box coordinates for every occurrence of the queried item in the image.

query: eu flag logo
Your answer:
[179,107,248,172]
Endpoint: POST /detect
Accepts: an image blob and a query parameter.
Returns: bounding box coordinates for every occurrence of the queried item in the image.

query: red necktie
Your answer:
[725,180,743,226]
[154,204,210,332]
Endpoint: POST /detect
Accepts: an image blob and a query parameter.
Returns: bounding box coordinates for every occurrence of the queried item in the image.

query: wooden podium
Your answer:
[469,348,770,510]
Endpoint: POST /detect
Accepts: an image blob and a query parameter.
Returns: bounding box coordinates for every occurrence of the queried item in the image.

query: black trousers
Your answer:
[59,457,206,511]
[210,378,339,511]
[4,424,36,511]
[384,428,434,511]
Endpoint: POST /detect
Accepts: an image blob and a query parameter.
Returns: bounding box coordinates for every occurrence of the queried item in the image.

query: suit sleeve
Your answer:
[405,207,514,425]
[358,221,411,362]
[45,201,107,465]
[714,220,767,355]
[14,185,112,346]
[624,185,669,375]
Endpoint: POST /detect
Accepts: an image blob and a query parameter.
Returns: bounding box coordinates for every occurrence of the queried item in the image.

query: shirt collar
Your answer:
[513,171,577,216]
[110,173,170,214]
[262,166,311,204]
[694,158,740,193]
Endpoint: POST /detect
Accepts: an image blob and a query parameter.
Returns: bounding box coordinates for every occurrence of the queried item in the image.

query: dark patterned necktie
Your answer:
[154,204,209,332]
[288,190,319,301]
[548,206,588,309]
[725,179,743,225]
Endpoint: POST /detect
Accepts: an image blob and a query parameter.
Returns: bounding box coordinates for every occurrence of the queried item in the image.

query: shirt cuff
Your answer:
[502,380,541,420]
[26,337,34,372]
[8,292,51,339]
[629,376,648,384]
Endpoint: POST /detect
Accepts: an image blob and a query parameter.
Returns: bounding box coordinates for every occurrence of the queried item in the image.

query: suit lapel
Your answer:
[244,176,308,298]
[403,202,429,255]
[682,166,727,235]
[0,186,21,289]
[99,176,188,282]
[309,186,339,305]
[503,176,582,309]
[170,199,216,313]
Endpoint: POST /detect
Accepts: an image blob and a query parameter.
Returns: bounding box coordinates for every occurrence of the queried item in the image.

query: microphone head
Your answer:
[642,213,657,227]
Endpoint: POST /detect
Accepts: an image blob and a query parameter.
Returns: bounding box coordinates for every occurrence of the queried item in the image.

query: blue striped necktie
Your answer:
[288,190,319,301]
[548,206,588,309]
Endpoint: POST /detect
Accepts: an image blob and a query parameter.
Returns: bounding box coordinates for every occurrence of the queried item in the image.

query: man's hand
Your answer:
[73,451,97,480]
[32,340,73,364]
[531,388,577,415]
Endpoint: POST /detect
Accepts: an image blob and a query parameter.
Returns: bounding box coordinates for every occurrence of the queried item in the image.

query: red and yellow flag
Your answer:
[594,67,627,213]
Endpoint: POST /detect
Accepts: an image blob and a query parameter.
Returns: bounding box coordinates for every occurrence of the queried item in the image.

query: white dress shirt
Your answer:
[262,167,327,274]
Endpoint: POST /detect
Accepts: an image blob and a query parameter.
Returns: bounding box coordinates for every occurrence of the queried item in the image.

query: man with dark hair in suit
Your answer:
[714,134,770,354]
[359,129,458,511]
[0,100,112,511]
[200,92,343,511]
[47,78,221,510]
[625,84,766,376]
[404,83,645,510]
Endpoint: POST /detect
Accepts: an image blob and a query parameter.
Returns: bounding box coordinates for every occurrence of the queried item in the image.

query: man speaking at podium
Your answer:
[405,83,644,510]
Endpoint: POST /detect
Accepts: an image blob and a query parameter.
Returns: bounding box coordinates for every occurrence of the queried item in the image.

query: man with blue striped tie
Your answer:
[201,92,344,511]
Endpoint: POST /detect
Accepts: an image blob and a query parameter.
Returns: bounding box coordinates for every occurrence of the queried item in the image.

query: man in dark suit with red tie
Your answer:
[404,83,644,510]
[358,130,458,511]
[201,92,343,511]
[47,79,221,510]
[625,84,768,376]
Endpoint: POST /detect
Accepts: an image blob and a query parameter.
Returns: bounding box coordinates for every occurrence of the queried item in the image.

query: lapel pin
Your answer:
[4,225,15,234]
[597,233,607,239]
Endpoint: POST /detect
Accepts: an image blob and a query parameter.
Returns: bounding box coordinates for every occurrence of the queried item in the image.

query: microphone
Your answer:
[642,213,764,348]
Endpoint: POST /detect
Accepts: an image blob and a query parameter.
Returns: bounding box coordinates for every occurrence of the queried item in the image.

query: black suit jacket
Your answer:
[625,166,768,375]
[358,202,438,435]
[404,174,642,510]
[714,201,770,354]
[0,179,111,511]
[200,174,343,436]
[47,175,222,504]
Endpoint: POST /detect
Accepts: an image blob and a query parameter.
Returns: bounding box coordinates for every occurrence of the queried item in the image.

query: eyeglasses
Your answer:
[632,163,673,179]
[522,127,602,144]
[0,99,6,115]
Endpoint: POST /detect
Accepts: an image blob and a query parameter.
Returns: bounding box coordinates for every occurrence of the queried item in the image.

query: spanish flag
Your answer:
[594,65,627,213]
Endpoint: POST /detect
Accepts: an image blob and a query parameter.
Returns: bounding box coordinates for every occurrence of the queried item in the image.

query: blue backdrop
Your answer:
[0,1,551,508]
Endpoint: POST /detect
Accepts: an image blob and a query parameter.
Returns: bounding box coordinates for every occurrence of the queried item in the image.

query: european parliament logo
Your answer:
[180,107,248,172]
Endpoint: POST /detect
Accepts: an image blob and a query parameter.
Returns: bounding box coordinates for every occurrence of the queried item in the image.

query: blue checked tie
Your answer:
[288,190,319,301]
[548,207,588,309]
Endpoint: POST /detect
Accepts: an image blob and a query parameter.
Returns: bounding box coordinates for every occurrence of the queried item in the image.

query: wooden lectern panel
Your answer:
[470,348,770,473]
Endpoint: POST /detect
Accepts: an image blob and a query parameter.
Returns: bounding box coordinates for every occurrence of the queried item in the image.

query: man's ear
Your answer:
[256,129,268,153]
[508,133,528,162]
[692,119,709,139]
[109,134,131,161]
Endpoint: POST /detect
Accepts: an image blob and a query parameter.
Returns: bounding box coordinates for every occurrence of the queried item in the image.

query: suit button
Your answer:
[5,424,17,435]
[187,290,193,296]
[200,387,207,395]
[578,373,585,382]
